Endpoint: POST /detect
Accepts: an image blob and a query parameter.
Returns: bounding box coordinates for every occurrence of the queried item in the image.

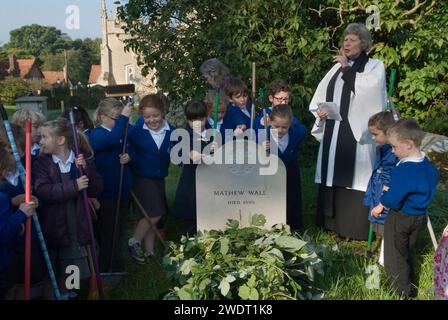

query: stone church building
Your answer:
[88,0,155,100]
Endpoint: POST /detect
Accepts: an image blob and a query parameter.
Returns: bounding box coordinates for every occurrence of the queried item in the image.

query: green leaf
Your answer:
[220,237,230,256]
[180,258,197,276]
[177,286,195,300]
[247,275,257,288]
[199,278,211,291]
[226,219,239,229]
[274,236,306,251]
[267,248,284,261]
[238,285,259,300]
[218,275,236,296]
[250,214,267,227]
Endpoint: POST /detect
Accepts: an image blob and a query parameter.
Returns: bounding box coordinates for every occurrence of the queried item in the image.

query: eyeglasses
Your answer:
[273,96,290,102]
[106,115,118,121]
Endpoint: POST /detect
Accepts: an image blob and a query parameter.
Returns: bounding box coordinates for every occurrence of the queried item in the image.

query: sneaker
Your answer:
[144,251,154,259]
[128,240,146,264]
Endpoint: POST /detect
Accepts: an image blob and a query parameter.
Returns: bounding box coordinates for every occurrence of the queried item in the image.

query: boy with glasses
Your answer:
[254,79,303,131]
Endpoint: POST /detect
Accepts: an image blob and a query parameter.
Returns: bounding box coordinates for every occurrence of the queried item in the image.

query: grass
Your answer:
[107,161,448,300]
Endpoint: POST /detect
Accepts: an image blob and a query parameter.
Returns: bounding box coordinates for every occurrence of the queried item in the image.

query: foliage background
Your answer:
[117,0,447,135]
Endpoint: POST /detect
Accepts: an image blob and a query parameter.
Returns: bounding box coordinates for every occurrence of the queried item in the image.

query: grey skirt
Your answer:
[132,177,167,219]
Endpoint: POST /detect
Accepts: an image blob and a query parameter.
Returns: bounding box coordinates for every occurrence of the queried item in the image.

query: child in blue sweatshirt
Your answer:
[127,94,175,263]
[205,89,231,145]
[364,111,399,264]
[88,98,133,272]
[0,146,37,299]
[254,79,302,132]
[0,124,46,296]
[0,124,26,202]
[224,77,251,134]
[372,118,439,298]
[260,105,307,231]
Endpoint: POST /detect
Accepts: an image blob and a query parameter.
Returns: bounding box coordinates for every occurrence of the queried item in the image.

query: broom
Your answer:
[0,105,63,299]
[69,110,104,299]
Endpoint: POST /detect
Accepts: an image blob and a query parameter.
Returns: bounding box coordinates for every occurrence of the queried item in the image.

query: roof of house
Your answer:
[89,64,101,84]
[16,59,37,78]
[42,71,66,85]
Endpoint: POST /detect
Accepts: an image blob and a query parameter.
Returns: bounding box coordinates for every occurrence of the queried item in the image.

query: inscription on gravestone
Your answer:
[196,140,286,231]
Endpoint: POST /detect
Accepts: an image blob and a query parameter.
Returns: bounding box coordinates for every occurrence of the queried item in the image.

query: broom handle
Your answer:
[213,89,220,143]
[250,62,256,141]
[69,110,104,299]
[427,216,438,250]
[130,190,168,250]
[110,123,128,272]
[0,105,62,300]
[24,120,31,300]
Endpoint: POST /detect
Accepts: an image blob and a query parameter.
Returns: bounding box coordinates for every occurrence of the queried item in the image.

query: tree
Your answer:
[0,76,31,104]
[6,24,66,57]
[40,38,101,85]
[117,0,448,135]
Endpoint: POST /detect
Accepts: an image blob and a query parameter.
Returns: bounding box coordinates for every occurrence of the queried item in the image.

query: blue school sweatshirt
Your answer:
[226,103,252,130]
[88,115,133,199]
[380,157,439,216]
[0,192,27,272]
[364,144,399,224]
[207,117,233,145]
[128,118,175,179]
[269,124,307,167]
[0,160,39,244]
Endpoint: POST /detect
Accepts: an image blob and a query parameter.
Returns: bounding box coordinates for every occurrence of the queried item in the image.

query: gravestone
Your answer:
[15,96,48,117]
[196,139,286,232]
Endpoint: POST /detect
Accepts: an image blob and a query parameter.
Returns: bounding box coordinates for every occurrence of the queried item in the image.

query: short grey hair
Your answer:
[199,58,231,89]
[343,23,372,53]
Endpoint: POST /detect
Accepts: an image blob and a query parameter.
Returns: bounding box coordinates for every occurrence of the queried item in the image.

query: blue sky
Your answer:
[0,0,123,45]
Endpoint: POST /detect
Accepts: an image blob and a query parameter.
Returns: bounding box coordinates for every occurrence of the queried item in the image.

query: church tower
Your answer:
[89,0,156,99]
[99,0,113,85]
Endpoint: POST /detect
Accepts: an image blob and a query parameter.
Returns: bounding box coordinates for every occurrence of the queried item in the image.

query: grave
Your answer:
[196,139,286,231]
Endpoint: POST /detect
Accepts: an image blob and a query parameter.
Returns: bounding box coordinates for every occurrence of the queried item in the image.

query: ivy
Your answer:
[163,215,324,300]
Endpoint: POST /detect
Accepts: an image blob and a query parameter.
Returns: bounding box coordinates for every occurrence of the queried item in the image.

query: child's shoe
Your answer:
[128,238,145,264]
[144,251,154,260]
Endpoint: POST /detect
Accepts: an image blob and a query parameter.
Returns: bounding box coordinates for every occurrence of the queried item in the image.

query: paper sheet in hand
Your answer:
[317,102,342,121]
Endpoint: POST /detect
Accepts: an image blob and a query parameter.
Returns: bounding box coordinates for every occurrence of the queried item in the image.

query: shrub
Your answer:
[163,214,323,300]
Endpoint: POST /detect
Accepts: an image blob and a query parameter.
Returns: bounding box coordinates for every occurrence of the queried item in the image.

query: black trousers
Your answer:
[96,198,129,273]
[384,210,426,298]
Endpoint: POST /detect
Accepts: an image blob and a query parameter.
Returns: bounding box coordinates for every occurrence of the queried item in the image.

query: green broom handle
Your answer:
[388,68,396,98]
[213,89,220,143]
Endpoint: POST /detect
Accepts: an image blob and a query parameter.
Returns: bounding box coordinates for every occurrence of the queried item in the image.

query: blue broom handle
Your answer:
[0,105,62,300]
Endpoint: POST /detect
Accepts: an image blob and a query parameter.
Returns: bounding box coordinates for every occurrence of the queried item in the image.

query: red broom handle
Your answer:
[24,120,32,300]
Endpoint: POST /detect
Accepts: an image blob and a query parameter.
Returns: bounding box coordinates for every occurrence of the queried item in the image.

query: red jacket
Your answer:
[33,153,103,248]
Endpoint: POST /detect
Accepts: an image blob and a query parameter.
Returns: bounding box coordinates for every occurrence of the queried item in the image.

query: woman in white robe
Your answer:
[309,23,387,240]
